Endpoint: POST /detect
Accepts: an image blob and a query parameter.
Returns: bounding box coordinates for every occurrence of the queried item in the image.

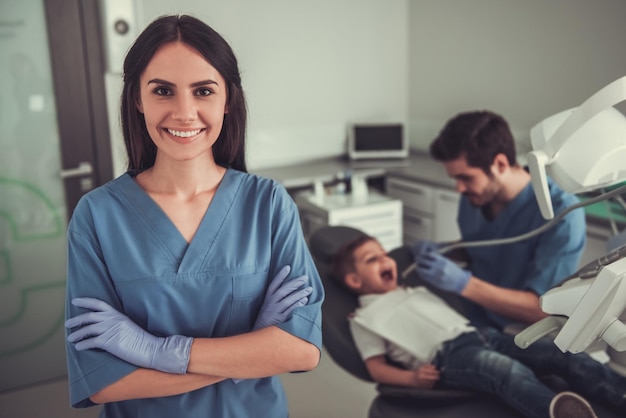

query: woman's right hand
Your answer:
[65,297,193,374]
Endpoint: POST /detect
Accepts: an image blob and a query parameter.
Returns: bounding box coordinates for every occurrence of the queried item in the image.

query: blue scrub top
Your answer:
[457,178,586,329]
[65,168,324,418]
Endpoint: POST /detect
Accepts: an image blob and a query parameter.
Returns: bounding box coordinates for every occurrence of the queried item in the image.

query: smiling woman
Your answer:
[63,14,323,418]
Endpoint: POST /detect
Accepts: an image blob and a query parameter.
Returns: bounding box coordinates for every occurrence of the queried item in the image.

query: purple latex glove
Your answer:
[65,298,192,374]
[233,265,311,383]
[253,265,312,330]
[415,251,471,294]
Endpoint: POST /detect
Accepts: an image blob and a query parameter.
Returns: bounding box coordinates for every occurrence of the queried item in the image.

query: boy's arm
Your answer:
[364,355,440,389]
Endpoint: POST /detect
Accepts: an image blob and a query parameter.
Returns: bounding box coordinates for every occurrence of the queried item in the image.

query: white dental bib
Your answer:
[353,287,475,363]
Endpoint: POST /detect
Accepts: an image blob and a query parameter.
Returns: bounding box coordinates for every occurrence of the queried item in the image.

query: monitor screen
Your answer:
[348,123,407,160]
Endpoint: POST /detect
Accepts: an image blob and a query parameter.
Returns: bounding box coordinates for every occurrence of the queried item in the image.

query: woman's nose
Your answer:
[172,95,197,121]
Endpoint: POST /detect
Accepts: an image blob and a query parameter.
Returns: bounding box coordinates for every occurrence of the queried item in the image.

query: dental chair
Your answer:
[309,225,523,418]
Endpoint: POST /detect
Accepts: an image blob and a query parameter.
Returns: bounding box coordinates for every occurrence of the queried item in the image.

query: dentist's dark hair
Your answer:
[429,110,517,175]
[121,14,247,172]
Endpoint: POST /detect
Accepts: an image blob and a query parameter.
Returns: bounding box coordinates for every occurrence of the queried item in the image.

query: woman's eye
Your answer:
[153,87,172,96]
[195,87,213,97]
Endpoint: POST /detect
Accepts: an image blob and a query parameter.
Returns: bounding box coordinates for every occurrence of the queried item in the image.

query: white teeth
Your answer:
[167,128,202,138]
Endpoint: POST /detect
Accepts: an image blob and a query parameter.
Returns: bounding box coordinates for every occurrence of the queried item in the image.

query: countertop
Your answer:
[253,150,456,190]
[253,151,621,230]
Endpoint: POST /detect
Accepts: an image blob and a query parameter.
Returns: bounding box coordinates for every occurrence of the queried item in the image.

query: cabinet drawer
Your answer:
[379,235,403,252]
[403,208,433,243]
[336,216,401,249]
[295,191,403,250]
[331,216,402,251]
[386,177,434,214]
[328,201,402,225]
[434,189,461,242]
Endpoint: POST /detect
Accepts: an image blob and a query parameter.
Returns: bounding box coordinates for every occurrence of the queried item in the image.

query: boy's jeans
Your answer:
[433,327,626,418]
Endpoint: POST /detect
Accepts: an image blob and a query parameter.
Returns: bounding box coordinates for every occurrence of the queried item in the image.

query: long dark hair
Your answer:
[121,14,247,172]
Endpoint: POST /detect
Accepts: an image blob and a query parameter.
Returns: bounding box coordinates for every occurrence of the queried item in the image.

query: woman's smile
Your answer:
[163,127,207,144]
[166,128,205,138]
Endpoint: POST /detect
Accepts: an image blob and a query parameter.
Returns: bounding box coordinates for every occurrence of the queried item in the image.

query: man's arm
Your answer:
[364,355,440,389]
[414,245,550,324]
[461,276,548,324]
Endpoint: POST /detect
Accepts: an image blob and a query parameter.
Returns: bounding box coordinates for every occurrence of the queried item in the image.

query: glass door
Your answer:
[0,0,111,392]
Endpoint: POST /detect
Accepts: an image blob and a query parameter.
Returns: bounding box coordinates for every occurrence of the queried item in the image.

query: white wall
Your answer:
[108,0,626,174]
[115,0,409,171]
[407,0,626,155]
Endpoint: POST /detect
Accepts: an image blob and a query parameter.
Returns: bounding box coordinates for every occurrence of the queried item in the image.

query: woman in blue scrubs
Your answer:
[64,15,323,418]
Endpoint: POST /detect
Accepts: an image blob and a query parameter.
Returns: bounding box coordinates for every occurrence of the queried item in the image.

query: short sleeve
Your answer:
[349,318,387,361]
[65,198,138,408]
[269,184,324,351]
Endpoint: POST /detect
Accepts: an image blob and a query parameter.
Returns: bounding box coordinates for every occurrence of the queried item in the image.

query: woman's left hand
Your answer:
[253,265,312,330]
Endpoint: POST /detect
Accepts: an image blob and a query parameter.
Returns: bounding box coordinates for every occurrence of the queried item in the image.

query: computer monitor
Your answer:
[347,123,408,160]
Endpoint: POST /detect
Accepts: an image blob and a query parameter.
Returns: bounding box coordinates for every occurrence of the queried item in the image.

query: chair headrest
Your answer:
[309,225,372,381]
[309,225,367,266]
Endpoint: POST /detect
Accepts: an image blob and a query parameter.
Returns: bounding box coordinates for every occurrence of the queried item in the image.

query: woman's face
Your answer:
[136,42,228,164]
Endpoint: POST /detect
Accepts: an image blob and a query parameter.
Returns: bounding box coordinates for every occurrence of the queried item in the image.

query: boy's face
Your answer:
[347,240,398,294]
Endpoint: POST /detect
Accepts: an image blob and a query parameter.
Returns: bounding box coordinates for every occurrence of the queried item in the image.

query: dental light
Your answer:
[527,76,626,220]
[516,75,626,359]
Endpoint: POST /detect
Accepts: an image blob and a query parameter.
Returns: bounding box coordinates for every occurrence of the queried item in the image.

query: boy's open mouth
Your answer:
[381,269,394,281]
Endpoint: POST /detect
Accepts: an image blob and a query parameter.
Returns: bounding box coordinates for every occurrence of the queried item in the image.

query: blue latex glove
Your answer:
[411,240,439,261]
[253,265,312,330]
[415,251,471,294]
[65,298,193,374]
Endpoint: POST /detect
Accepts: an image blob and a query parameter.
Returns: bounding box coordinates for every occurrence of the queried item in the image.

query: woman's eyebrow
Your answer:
[190,79,219,88]
[146,78,219,88]
[147,78,174,86]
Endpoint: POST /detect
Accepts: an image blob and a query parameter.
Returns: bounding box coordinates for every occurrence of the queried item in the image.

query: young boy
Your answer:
[332,234,626,418]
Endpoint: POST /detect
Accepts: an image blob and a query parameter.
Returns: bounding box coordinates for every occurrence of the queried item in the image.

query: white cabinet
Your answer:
[295,190,403,251]
[385,175,461,245]
[434,189,462,242]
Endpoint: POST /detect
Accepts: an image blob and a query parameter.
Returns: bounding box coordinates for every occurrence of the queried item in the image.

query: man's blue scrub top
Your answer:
[457,178,586,329]
[65,168,324,418]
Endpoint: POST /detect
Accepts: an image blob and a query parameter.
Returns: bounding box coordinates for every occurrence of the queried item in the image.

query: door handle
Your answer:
[60,162,94,192]
[60,162,93,179]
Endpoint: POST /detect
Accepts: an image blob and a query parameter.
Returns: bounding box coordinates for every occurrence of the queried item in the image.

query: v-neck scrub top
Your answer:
[65,168,324,418]
[457,178,586,329]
